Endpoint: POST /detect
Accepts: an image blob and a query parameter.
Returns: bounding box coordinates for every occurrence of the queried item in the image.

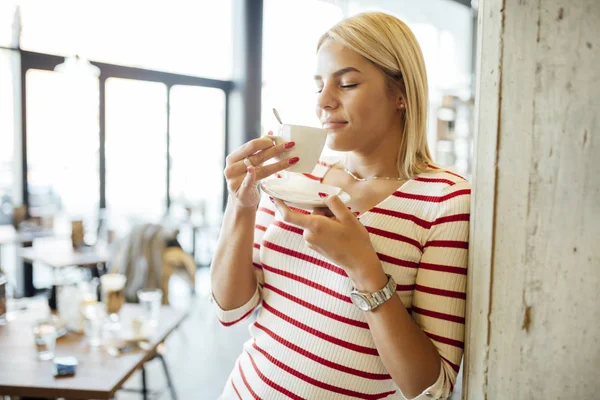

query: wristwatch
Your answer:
[350,274,397,312]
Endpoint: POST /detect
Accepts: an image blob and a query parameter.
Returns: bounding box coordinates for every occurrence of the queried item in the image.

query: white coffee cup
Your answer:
[269,124,327,174]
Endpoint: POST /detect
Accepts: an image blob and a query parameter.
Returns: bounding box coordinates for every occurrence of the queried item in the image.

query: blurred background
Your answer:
[0,0,476,398]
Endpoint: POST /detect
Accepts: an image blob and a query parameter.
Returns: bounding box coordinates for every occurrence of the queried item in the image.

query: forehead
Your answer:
[315,39,371,77]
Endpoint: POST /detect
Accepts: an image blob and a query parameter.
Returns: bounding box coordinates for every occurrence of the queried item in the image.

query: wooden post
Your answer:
[465,0,599,398]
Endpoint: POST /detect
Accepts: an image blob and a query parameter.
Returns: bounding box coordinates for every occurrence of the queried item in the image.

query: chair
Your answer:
[107,223,196,399]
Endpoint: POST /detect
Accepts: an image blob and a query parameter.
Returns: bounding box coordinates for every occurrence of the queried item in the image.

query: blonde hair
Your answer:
[317,12,433,178]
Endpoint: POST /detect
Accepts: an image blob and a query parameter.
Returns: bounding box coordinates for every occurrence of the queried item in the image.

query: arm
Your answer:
[351,182,470,399]
[210,136,295,325]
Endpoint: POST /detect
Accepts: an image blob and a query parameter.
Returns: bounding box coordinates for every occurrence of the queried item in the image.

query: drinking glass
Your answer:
[100,274,126,321]
[32,319,57,360]
[82,303,107,347]
[137,288,163,327]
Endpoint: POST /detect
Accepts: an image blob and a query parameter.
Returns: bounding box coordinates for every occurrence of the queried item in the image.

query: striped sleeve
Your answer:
[213,194,276,326]
[409,180,470,399]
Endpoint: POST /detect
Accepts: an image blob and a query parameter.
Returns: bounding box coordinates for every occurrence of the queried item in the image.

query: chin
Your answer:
[325,133,355,152]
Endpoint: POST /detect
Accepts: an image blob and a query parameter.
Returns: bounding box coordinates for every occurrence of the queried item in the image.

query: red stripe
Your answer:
[252,262,263,270]
[396,283,416,291]
[258,207,275,216]
[273,220,304,235]
[444,170,466,180]
[392,189,471,203]
[376,252,419,269]
[218,305,258,327]
[414,177,456,186]
[419,262,467,275]
[302,173,322,181]
[366,226,422,250]
[252,342,396,399]
[262,241,347,277]
[425,331,464,349]
[370,207,432,229]
[255,224,267,231]
[415,284,466,299]
[412,306,465,324]
[289,206,311,214]
[231,380,242,399]
[262,264,351,303]
[440,355,461,373]
[424,240,468,249]
[426,164,466,181]
[246,350,305,400]
[263,283,369,329]
[254,322,391,380]
[238,360,262,399]
[262,300,379,355]
[254,243,261,250]
[431,213,470,226]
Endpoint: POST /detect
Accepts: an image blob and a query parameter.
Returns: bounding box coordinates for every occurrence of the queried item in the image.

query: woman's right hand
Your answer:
[223,135,298,209]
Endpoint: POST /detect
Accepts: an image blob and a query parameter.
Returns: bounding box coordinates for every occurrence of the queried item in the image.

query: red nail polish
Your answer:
[284,141,296,149]
[269,196,274,202]
[276,173,282,178]
[267,131,273,136]
[354,212,360,216]
[288,157,300,165]
[318,192,328,198]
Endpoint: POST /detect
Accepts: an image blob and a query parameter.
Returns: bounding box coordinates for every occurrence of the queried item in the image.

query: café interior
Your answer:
[0,0,476,398]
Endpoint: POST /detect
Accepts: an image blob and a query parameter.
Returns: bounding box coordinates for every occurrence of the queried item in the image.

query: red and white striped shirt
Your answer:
[214,159,470,400]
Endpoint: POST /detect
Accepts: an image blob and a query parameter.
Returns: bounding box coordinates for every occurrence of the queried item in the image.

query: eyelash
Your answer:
[315,84,358,94]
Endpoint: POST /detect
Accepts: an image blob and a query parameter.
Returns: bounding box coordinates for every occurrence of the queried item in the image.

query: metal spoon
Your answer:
[272,108,283,125]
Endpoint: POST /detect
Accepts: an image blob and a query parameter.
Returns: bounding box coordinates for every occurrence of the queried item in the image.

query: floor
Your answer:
[116,267,251,400]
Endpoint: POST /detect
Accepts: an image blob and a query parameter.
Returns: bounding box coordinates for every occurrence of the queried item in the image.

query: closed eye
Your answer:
[341,84,358,89]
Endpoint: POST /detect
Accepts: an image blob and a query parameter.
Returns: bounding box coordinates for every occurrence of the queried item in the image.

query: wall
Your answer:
[466,0,599,398]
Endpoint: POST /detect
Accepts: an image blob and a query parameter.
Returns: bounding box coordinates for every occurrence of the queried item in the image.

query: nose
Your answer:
[316,83,339,111]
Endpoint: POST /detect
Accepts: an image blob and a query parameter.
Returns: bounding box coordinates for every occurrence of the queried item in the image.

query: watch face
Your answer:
[350,293,371,311]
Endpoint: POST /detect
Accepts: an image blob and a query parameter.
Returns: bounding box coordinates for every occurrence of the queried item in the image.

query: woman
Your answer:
[211,11,470,400]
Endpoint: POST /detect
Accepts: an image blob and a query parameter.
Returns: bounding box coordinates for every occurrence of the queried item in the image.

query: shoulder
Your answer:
[411,166,471,197]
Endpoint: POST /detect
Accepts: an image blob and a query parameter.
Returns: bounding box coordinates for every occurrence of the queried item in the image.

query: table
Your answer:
[0,300,188,399]
[19,238,109,297]
[0,226,58,297]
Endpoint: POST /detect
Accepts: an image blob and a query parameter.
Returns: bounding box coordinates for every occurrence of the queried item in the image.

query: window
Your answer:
[25,69,100,228]
[105,78,167,231]
[169,85,226,226]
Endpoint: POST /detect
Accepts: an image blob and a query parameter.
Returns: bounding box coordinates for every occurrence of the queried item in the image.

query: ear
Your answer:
[396,96,406,111]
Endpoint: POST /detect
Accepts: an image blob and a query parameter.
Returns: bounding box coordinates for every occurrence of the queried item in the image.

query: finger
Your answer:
[238,166,257,191]
[323,195,353,223]
[255,157,300,180]
[226,141,295,178]
[312,207,334,218]
[225,137,276,166]
[272,198,312,228]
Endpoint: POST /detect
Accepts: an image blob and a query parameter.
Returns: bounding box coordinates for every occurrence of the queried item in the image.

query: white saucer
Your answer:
[260,178,351,209]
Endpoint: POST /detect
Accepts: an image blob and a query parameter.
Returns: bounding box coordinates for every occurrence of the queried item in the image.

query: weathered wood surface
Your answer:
[467,0,599,399]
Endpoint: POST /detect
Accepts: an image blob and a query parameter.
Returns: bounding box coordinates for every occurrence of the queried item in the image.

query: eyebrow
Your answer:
[314,67,361,81]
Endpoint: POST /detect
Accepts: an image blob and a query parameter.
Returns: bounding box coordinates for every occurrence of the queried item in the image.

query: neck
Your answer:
[345,129,404,180]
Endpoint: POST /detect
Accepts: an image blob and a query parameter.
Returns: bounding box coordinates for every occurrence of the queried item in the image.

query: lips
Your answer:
[322,120,348,129]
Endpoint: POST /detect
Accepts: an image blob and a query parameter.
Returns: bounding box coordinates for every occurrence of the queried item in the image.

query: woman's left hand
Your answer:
[271,195,381,275]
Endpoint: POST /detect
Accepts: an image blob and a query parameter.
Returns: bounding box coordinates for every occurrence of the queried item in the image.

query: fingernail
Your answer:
[347,207,352,210]
[269,196,274,202]
[276,173,282,178]
[267,131,273,136]
[318,192,329,198]
[354,212,360,216]
[288,157,300,165]
[284,141,295,149]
